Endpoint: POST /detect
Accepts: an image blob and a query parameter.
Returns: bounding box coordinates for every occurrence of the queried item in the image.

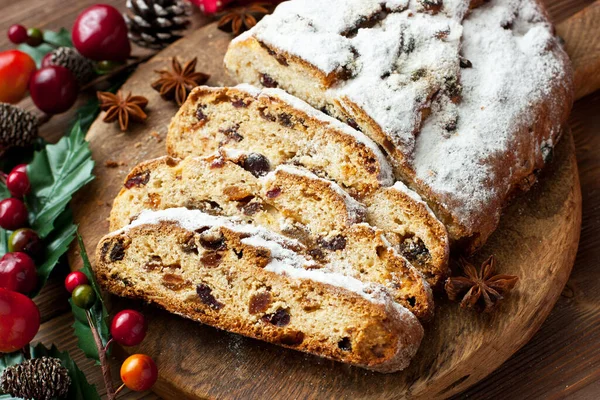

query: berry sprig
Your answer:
[66,269,157,398]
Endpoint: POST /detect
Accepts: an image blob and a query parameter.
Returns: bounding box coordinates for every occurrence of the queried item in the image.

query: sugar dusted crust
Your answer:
[165,85,449,285]
[110,156,434,319]
[224,0,574,250]
[95,209,424,372]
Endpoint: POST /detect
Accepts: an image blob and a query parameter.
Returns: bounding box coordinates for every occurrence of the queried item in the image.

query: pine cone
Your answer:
[0,104,38,154]
[45,47,96,85]
[1,357,71,400]
[125,0,191,50]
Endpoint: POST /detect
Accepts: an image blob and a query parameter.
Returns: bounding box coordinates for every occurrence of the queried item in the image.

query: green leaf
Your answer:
[18,28,73,68]
[29,208,77,297]
[29,343,101,400]
[70,235,110,362]
[26,121,95,238]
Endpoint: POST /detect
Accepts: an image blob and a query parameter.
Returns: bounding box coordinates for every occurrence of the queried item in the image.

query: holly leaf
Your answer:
[18,28,73,68]
[26,121,95,239]
[70,235,110,363]
[29,343,101,400]
[29,208,77,297]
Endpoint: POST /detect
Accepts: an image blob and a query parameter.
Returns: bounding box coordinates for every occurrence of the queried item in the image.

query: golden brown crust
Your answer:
[95,219,423,372]
[110,155,434,320]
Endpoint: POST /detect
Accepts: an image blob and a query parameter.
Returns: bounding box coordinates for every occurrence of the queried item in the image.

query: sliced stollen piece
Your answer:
[109,156,433,319]
[167,85,394,197]
[224,0,574,251]
[95,208,424,373]
[365,182,450,287]
[165,85,449,284]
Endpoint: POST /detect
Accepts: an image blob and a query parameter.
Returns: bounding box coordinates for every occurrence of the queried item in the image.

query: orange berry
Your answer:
[120,354,158,392]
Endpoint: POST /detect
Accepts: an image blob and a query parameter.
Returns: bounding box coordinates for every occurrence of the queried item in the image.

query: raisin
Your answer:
[278,113,294,127]
[459,57,472,68]
[419,0,443,13]
[124,171,150,189]
[231,98,248,108]
[219,124,243,143]
[260,73,278,88]
[262,308,290,327]
[200,252,223,268]
[398,236,431,264]
[241,153,270,177]
[279,331,305,346]
[259,107,277,122]
[346,118,360,130]
[196,284,224,310]
[308,248,326,262]
[162,274,190,291]
[241,201,263,216]
[318,235,347,251]
[338,337,352,351]
[108,239,127,261]
[249,292,272,314]
[196,105,208,121]
[199,230,226,251]
[181,236,199,255]
[265,187,282,199]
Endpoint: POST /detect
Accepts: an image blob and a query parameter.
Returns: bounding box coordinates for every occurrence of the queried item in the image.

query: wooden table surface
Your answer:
[1,0,598,399]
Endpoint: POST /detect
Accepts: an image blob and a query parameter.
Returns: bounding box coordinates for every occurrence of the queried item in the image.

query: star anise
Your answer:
[97,91,149,132]
[151,57,210,106]
[445,256,519,313]
[217,2,272,36]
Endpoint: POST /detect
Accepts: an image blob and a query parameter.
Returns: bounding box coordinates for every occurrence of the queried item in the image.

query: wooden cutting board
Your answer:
[68,3,600,398]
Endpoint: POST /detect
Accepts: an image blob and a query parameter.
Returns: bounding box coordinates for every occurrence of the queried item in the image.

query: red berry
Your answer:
[0,288,40,352]
[0,50,37,104]
[11,164,27,174]
[120,354,158,392]
[72,5,131,62]
[8,229,42,260]
[65,271,88,293]
[0,198,28,230]
[7,25,28,45]
[6,170,30,198]
[111,310,147,346]
[0,252,37,294]
[29,66,79,114]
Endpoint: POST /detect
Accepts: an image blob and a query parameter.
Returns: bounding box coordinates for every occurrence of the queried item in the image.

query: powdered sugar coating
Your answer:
[116,208,403,305]
[237,0,572,236]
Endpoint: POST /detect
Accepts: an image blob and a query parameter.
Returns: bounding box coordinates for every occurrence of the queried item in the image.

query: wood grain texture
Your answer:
[69,20,583,399]
[557,1,600,100]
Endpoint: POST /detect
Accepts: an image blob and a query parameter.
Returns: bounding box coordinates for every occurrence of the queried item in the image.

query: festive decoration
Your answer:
[17,28,73,68]
[111,310,148,346]
[445,256,519,313]
[42,47,96,85]
[0,252,38,294]
[0,288,40,352]
[0,50,37,103]
[72,4,132,62]
[151,57,210,105]
[29,66,79,114]
[98,91,149,131]
[0,198,28,231]
[217,2,271,36]
[26,28,44,47]
[8,228,43,259]
[125,0,191,49]
[72,284,97,309]
[6,164,31,198]
[65,270,89,293]
[7,24,28,45]
[120,354,158,392]
[0,104,38,154]
[0,357,71,400]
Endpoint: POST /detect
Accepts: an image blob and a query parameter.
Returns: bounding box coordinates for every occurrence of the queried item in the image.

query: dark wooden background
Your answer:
[0,0,598,398]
